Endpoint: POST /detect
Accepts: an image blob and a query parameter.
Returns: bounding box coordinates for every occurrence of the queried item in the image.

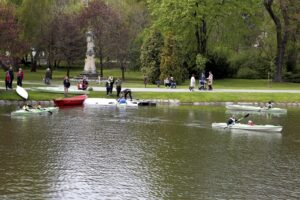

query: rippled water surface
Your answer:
[0,105,300,199]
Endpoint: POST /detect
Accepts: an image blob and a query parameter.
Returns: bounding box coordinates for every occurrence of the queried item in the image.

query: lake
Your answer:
[0,104,300,199]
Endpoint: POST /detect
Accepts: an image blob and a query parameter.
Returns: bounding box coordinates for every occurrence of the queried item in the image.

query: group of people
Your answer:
[163,76,176,88]
[190,71,213,91]
[5,67,24,90]
[77,76,89,90]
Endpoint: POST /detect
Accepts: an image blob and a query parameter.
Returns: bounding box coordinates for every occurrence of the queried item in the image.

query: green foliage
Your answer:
[284,72,300,83]
[140,30,164,83]
[159,33,183,84]
[195,54,207,74]
[206,49,230,79]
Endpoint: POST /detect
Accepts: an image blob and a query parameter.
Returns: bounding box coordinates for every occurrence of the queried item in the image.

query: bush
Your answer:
[236,67,259,79]
[284,72,300,83]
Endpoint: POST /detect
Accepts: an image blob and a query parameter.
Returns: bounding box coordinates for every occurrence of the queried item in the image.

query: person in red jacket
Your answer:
[5,71,11,90]
[17,68,24,86]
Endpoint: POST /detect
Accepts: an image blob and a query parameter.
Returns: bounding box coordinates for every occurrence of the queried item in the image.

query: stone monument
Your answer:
[83,30,96,74]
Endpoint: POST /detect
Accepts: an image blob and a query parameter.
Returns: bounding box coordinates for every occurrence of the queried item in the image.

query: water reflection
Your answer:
[0,105,300,199]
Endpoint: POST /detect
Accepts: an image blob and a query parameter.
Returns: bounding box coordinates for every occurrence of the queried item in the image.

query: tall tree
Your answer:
[160,33,183,84]
[263,0,289,82]
[140,30,164,83]
[55,13,85,77]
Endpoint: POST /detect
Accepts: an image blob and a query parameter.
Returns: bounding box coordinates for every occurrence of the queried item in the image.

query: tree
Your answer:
[140,30,164,83]
[55,13,85,77]
[263,0,290,82]
[160,33,183,84]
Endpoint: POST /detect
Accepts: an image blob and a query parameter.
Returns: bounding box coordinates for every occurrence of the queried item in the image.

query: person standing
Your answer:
[109,76,114,95]
[5,71,11,90]
[44,68,52,85]
[63,76,71,97]
[189,74,196,91]
[143,75,148,88]
[207,71,213,90]
[8,66,14,89]
[115,77,122,97]
[105,79,111,96]
[17,68,24,86]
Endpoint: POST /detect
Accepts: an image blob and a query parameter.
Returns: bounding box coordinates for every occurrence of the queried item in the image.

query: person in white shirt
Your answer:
[189,74,196,91]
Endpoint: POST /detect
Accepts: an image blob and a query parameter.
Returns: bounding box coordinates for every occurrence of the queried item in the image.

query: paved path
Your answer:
[1,80,300,93]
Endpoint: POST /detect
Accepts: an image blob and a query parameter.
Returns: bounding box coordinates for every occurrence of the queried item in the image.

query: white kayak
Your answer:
[16,86,29,99]
[31,87,89,94]
[226,105,287,113]
[84,98,139,107]
[212,123,283,132]
[11,107,59,116]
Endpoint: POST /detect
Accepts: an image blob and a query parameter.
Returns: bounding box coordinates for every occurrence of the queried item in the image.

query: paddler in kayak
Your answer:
[266,101,273,109]
[22,103,30,111]
[227,115,236,125]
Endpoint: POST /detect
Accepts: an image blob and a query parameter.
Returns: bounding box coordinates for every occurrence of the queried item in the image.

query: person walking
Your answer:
[143,75,148,88]
[63,76,71,97]
[17,68,24,86]
[189,74,196,91]
[5,70,11,90]
[44,68,52,85]
[207,71,213,90]
[8,66,14,89]
[115,77,122,97]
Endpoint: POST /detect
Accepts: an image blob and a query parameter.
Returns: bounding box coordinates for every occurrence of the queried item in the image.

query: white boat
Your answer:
[31,87,89,94]
[16,86,28,100]
[11,107,59,116]
[84,98,139,107]
[226,104,287,113]
[212,122,283,132]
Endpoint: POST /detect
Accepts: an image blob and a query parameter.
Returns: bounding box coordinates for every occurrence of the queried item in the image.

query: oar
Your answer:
[235,113,250,123]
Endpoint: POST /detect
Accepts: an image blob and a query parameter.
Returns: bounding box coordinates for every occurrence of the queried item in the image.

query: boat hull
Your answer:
[212,123,283,132]
[226,105,287,113]
[31,87,89,95]
[54,95,87,106]
[84,98,139,107]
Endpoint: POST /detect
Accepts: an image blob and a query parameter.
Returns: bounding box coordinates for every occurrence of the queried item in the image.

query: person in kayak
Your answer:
[227,115,236,125]
[266,101,273,109]
[22,103,30,111]
[121,89,133,101]
[247,120,254,126]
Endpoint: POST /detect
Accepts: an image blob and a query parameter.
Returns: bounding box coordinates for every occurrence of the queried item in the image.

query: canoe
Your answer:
[54,95,87,106]
[226,104,287,113]
[212,122,283,132]
[16,86,28,100]
[11,107,59,116]
[31,87,89,94]
[117,100,139,107]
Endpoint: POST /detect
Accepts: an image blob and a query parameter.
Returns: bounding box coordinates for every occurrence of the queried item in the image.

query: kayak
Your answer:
[226,105,287,113]
[84,98,118,106]
[117,100,139,107]
[31,87,89,94]
[11,107,59,116]
[212,123,283,132]
[225,110,286,117]
[54,95,87,106]
[16,86,28,99]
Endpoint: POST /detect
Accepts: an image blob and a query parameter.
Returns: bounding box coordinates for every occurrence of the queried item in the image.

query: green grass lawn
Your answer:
[1,68,300,102]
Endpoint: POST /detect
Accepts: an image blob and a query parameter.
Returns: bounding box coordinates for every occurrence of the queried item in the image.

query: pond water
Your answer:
[0,104,300,199]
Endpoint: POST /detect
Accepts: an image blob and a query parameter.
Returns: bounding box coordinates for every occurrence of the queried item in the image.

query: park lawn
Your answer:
[1,68,300,90]
[1,89,300,103]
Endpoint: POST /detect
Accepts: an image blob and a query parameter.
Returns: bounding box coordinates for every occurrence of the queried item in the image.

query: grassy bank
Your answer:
[1,90,300,103]
[1,68,300,102]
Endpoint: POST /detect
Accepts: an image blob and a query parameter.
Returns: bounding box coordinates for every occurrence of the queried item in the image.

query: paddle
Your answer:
[235,113,250,123]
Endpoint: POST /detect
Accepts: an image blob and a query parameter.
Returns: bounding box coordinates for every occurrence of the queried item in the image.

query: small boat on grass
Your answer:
[226,104,287,113]
[54,95,87,106]
[31,87,89,95]
[212,123,283,132]
[11,107,59,116]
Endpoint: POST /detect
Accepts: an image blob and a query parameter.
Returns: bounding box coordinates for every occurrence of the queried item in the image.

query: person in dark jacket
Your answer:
[115,77,122,97]
[121,89,133,101]
[63,76,71,97]
[5,71,11,90]
[8,66,14,89]
[44,68,52,85]
[17,68,24,86]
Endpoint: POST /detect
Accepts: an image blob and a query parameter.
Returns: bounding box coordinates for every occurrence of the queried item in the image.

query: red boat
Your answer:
[53,95,87,106]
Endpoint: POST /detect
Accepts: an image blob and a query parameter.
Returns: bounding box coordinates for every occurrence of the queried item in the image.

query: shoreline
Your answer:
[1,99,300,107]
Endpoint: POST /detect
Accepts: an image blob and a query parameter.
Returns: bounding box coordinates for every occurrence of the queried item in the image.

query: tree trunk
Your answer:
[121,61,125,81]
[194,3,207,56]
[264,0,289,82]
